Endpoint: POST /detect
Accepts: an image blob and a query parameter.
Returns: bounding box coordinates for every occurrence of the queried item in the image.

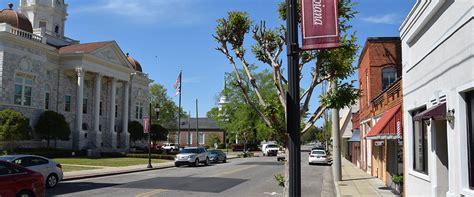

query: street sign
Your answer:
[300,0,340,50]
[143,117,150,134]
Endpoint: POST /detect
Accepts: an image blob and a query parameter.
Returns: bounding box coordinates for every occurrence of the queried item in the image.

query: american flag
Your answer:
[174,71,181,96]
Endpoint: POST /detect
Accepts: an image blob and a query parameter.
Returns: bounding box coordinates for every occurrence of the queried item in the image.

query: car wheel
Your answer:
[16,190,33,197]
[46,173,59,188]
[205,157,210,166]
[223,158,226,163]
[175,163,180,167]
[193,159,199,167]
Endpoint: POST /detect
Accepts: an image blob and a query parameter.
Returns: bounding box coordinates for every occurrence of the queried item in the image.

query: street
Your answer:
[47,148,334,197]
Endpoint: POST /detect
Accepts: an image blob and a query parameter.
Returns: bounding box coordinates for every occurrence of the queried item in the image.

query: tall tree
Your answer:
[35,110,71,148]
[213,0,359,138]
[149,84,187,132]
[0,109,31,152]
[150,124,168,144]
[129,121,144,143]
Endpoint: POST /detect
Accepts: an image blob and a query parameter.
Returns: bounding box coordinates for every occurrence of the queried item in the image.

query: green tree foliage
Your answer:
[213,0,359,141]
[0,109,31,152]
[149,83,187,131]
[150,124,168,143]
[301,126,322,144]
[34,110,71,148]
[129,121,144,142]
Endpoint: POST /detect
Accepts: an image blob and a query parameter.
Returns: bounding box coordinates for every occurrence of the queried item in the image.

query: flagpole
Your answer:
[196,99,199,147]
[177,70,182,148]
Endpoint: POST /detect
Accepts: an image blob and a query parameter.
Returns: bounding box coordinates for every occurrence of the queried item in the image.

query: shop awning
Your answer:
[366,105,402,140]
[413,102,446,121]
[348,129,360,142]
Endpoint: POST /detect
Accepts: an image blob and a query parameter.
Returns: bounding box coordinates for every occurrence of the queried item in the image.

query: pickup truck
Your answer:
[261,143,279,156]
[162,143,179,152]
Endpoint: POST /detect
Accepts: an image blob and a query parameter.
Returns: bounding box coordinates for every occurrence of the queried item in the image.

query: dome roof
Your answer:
[0,3,33,33]
[126,53,143,72]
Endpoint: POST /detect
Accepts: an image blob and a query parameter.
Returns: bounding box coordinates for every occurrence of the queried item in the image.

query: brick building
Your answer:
[168,118,225,147]
[357,37,402,181]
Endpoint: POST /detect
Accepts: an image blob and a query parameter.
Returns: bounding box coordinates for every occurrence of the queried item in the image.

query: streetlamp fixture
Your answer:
[147,104,160,169]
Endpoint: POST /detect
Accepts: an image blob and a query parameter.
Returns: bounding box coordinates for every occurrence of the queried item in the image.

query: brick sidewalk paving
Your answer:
[335,158,399,197]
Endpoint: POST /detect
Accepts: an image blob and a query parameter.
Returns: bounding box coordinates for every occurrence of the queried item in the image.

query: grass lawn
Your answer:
[54,157,169,167]
[61,165,102,172]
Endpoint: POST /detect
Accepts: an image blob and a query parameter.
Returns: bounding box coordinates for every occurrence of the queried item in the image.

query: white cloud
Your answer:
[361,13,402,25]
[69,0,204,25]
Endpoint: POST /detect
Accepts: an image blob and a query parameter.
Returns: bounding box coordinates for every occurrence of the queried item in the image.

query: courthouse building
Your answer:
[0,0,152,152]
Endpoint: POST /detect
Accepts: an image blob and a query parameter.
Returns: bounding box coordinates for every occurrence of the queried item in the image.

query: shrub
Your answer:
[217,143,226,149]
[392,175,403,185]
[100,152,126,158]
[126,154,175,160]
[274,174,285,187]
[204,145,210,149]
[4,148,77,158]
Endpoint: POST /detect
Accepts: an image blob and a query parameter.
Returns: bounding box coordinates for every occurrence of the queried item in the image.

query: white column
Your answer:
[93,73,102,148]
[121,81,130,149]
[109,78,117,148]
[74,68,84,150]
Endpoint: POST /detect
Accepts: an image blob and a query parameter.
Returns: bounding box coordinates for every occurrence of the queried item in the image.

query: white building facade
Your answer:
[400,0,473,196]
[0,0,152,152]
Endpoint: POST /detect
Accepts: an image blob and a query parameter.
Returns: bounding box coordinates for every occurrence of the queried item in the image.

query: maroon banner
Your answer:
[301,0,340,50]
[143,117,150,134]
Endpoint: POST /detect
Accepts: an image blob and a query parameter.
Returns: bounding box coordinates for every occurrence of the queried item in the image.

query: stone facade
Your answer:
[0,1,152,152]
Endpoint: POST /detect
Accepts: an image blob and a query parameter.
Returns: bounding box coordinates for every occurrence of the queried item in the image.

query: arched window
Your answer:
[382,67,397,90]
[54,25,59,34]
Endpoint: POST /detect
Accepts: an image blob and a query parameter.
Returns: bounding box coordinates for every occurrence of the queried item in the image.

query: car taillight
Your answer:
[56,163,62,169]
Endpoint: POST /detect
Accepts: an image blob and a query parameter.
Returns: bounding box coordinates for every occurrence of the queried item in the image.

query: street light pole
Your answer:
[285,0,301,196]
[147,103,153,168]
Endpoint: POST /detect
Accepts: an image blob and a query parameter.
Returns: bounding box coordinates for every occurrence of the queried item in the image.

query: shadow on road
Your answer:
[47,182,121,196]
[117,176,248,193]
[237,161,283,166]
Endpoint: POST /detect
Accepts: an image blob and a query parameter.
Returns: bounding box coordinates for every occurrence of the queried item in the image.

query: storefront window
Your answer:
[467,91,474,188]
[412,107,428,174]
[382,67,397,90]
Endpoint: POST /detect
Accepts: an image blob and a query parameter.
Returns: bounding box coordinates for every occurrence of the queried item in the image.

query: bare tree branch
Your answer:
[301,105,327,134]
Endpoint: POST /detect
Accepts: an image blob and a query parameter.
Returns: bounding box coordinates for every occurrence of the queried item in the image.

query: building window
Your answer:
[382,67,397,90]
[39,21,47,28]
[54,25,59,34]
[83,98,88,114]
[198,133,205,145]
[187,133,192,145]
[14,75,33,106]
[412,107,428,174]
[99,101,103,116]
[44,92,50,109]
[115,104,118,117]
[99,124,102,131]
[64,95,71,112]
[135,102,143,119]
[467,91,474,188]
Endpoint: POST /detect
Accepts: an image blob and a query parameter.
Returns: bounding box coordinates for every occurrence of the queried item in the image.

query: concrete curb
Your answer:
[63,156,239,181]
[334,180,341,197]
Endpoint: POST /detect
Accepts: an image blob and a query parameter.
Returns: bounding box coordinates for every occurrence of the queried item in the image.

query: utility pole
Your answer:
[285,0,301,196]
[196,99,199,146]
[332,80,341,181]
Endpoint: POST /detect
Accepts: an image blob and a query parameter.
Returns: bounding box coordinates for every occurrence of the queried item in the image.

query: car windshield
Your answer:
[267,144,277,148]
[0,156,14,161]
[312,150,325,155]
[180,148,198,154]
[208,150,219,154]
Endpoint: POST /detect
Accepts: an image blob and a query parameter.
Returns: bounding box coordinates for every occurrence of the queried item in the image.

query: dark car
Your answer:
[0,160,45,197]
[208,150,227,163]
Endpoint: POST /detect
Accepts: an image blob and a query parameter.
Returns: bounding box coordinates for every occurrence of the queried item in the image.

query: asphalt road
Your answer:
[47,148,334,197]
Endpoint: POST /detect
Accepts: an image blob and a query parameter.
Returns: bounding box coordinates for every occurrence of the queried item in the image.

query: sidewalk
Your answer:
[334,158,399,197]
[63,155,239,181]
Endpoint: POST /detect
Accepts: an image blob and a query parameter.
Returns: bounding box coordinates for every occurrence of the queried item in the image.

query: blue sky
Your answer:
[9,0,415,118]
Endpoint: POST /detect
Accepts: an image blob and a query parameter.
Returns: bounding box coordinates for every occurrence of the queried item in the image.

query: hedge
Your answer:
[126,154,175,160]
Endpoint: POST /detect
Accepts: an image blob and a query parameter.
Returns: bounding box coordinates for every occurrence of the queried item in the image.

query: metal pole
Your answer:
[188,111,191,146]
[332,80,341,181]
[147,103,152,168]
[285,0,301,196]
[177,70,182,147]
[196,99,199,146]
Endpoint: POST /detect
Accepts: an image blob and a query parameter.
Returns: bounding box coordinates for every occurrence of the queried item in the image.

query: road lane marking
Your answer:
[135,189,167,197]
[264,191,282,196]
[211,165,257,177]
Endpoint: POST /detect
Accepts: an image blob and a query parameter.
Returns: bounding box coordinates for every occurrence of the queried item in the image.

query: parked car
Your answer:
[162,143,179,152]
[174,147,209,167]
[308,149,328,165]
[261,143,279,156]
[0,160,45,197]
[277,148,286,161]
[208,150,227,163]
[0,155,63,188]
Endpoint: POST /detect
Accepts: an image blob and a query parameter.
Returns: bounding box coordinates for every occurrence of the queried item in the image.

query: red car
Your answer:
[0,160,45,197]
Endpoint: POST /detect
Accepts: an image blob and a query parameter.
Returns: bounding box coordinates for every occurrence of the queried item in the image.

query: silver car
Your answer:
[174,147,209,167]
[0,155,63,188]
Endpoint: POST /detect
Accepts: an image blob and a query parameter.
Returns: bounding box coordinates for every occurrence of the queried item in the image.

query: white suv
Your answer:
[174,147,209,167]
[162,143,179,152]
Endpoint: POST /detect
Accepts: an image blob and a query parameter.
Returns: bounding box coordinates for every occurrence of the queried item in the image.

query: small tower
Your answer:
[218,77,229,111]
[19,0,68,38]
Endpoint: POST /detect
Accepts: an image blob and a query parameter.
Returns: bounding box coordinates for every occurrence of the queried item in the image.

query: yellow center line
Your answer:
[134,189,167,197]
[212,165,257,177]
